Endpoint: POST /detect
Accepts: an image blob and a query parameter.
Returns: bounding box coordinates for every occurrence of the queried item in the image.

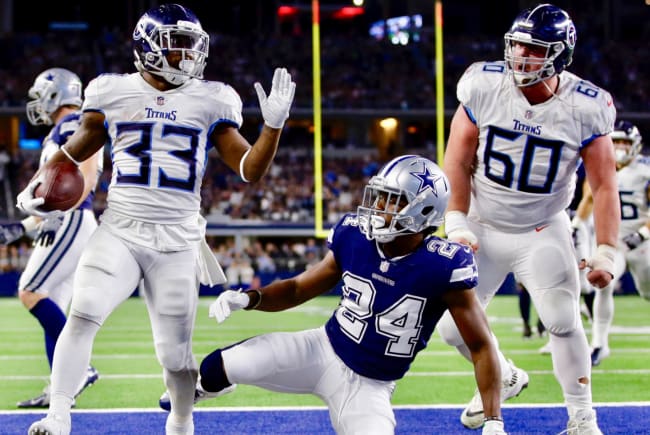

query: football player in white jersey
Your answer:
[440,4,618,434]
[570,121,650,366]
[0,68,102,408]
[161,155,507,435]
[20,4,295,435]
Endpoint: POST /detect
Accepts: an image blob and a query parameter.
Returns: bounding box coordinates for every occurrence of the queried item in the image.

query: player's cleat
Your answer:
[17,386,51,409]
[28,414,71,435]
[590,347,610,367]
[538,341,552,355]
[17,385,76,409]
[75,365,100,398]
[165,414,194,435]
[460,360,529,429]
[159,382,237,411]
[566,408,603,435]
[522,323,532,339]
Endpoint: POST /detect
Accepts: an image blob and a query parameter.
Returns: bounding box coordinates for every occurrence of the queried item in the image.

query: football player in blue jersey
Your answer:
[440,4,618,434]
[0,68,102,409]
[21,4,295,435]
[160,155,507,435]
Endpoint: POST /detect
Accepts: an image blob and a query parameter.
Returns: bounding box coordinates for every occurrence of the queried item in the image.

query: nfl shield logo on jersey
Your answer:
[380,261,390,272]
[525,110,533,119]
[156,96,165,106]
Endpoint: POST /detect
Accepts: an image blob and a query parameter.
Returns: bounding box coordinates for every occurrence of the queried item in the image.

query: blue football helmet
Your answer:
[26,68,83,126]
[357,155,450,243]
[133,3,209,85]
[611,120,643,166]
[504,3,576,87]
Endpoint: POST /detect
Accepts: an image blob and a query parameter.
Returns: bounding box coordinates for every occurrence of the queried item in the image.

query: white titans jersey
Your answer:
[83,73,243,223]
[617,156,650,239]
[457,61,616,232]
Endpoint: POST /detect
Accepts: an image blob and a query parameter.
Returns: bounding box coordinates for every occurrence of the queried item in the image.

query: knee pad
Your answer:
[537,288,579,336]
[200,349,232,392]
[157,340,197,372]
[436,310,464,347]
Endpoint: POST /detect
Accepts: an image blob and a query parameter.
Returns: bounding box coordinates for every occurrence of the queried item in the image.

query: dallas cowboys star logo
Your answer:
[410,164,444,197]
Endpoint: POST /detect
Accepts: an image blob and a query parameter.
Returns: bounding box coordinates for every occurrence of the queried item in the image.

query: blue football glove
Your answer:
[34,215,65,247]
[0,222,25,245]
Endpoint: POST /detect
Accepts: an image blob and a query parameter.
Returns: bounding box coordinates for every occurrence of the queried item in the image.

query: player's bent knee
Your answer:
[158,342,195,372]
[200,349,233,392]
[537,288,579,336]
[436,310,464,346]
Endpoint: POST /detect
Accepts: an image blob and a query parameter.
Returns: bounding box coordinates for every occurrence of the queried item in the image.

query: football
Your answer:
[34,161,85,212]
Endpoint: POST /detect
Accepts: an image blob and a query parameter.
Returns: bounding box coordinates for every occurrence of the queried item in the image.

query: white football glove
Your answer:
[445,211,479,251]
[16,175,62,219]
[582,244,617,289]
[208,289,250,324]
[254,67,296,129]
[482,419,507,435]
[34,215,65,247]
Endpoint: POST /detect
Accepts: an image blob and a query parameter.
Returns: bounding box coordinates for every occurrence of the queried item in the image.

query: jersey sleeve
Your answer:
[326,213,359,264]
[205,82,243,130]
[445,243,479,291]
[456,61,507,125]
[575,82,616,145]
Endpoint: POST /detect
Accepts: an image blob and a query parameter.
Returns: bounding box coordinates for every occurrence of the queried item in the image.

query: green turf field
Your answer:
[1,294,648,410]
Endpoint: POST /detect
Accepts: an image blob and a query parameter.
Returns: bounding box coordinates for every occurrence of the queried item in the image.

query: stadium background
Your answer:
[0,1,649,433]
[0,0,648,296]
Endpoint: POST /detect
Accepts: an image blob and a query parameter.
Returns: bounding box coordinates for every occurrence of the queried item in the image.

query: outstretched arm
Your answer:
[209,251,341,323]
[443,288,502,426]
[211,67,296,183]
[443,104,481,251]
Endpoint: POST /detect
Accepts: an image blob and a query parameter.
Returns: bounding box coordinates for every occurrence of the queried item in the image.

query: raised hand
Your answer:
[254,67,296,129]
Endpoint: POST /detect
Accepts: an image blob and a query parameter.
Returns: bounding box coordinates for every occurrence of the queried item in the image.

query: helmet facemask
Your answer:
[134,16,209,86]
[358,183,413,243]
[505,33,566,87]
[357,155,449,244]
[611,122,643,166]
[26,68,83,126]
[503,4,576,88]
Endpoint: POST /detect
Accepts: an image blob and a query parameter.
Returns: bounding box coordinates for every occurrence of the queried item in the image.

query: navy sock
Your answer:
[29,298,67,368]
[200,349,232,392]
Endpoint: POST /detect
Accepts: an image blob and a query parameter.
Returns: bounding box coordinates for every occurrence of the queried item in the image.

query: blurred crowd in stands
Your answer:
[0,4,648,284]
[0,28,648,112]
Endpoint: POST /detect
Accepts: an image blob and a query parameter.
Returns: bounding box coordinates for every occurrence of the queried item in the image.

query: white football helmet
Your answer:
[611,120,643,166]
[26,68,83,126]
[357,155,450,243]
[133,3,209,86]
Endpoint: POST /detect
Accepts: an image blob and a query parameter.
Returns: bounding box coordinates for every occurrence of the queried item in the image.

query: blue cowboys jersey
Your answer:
[324,214,478,381]
[457,61,616,232]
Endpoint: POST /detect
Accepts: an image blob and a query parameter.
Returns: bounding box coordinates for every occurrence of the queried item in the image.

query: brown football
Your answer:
[34,161,84,212]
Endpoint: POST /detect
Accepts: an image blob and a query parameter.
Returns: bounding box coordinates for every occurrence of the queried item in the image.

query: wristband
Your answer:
[239,148,251,183]
[60,146,82,166]
[444,210,469,234]
[638,226,650,240]
[20,216,39,233]
[244,289,262,310]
